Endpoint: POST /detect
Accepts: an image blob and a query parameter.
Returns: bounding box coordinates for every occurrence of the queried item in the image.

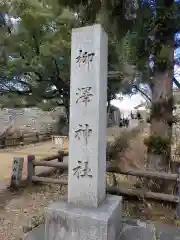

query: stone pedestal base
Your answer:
[45,194,122,240]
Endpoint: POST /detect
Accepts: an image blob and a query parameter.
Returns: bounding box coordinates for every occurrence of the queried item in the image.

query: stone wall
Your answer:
[0,107,66,136]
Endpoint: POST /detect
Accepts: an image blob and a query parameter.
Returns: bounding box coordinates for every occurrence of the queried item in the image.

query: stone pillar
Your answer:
[68,24,107,208]
[45,25,122,240]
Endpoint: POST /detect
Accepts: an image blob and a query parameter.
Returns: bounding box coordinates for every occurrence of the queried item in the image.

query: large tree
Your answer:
[116,0,179,194]
[110,0,179,176]
[0,0,77,118]
[0,0,130,120]
[69,0,179,181]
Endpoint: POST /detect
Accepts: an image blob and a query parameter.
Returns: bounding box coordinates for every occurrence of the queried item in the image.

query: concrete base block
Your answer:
[45,194,122,240]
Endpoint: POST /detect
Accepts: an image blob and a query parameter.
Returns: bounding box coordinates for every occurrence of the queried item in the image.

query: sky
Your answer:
[111,94,146,111]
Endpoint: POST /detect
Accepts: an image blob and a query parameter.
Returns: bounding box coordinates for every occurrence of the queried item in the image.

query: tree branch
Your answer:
[52,57,69,87]
[173,77,180,89]
[0,88,31,95]
[133,85,152,102]
[32,35,40,55]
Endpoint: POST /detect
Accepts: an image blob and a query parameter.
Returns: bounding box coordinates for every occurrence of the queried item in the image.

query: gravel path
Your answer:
[0,172,68,240]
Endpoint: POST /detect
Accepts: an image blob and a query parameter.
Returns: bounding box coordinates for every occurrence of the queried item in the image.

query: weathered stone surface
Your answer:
[24,218,180,240]
[10,157,24,187]
[119,225,154,240]
[119,219,180,240]
[68,24,108,207]
[45,195,122,240]
[24,225,45,240]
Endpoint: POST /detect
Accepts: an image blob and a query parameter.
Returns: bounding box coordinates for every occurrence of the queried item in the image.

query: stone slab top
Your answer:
[46,195,122,222]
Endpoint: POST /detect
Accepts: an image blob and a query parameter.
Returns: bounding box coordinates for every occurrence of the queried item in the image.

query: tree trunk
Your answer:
[147,71,173,172]
[146,0,174,193]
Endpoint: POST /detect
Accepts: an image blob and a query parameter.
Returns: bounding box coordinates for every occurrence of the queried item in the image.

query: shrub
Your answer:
[107,127,142,161]
[144,136,171,155]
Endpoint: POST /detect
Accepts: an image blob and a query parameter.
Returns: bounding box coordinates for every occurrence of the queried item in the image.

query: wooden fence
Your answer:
[26,151,180,218]
[0,132,52,148]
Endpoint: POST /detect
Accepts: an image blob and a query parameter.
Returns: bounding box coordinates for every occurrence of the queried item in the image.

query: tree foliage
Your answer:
[0,0,133,115]
[0,0,78,116]
[0,0,179,122]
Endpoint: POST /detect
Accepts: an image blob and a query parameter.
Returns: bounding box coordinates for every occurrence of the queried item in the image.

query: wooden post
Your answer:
[176,167,180,219]
[57,151,64,162]
[36,132,39,142]
[2,137,6,148]
[57,151,64,175]
[27,155,35,184]
[20,134,24,146]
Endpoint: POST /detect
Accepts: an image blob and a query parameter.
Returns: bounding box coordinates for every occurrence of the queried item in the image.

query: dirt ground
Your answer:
[0,139,69,240]
[0,174,68,240]
[0,139,68,184]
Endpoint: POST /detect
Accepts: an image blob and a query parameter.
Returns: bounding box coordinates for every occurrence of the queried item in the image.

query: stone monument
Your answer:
[10,157,24,188]
[45,24,122,240]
